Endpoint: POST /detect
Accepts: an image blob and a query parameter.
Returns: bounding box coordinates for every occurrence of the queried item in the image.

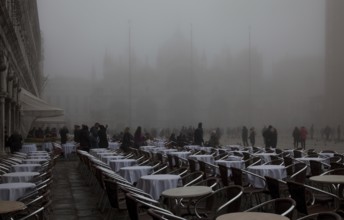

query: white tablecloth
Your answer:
[119,166,153,184]
[296,157,330,166]
[247,165,287,188]
[90,148,109,157]
[27,155,50,160]
[101,155,125,164]
[42,142,53,152]
[168,152,191,159]
[62,143,77,157]
[136,174,181,200]
[253,153,277,163]
[21,159,48,164]
[1,172,40,183]
[188,155,215,164]
[140,146,157,152]
[11,164,42,172]
[215,160,245,176]
[109,159,138,172]
[108,142,120,150]
[96,152,117,159]
[20,144,37,153]
[159,149,178,155]
[0,182,36,201]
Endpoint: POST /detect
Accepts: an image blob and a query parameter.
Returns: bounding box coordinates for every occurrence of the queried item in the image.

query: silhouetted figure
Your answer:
[300,126,308,150]
[249,127,256,147]
[90,122,100,148]
[59,126,69,144]
[324,126,331,141]
[8,131,23,154]
[73,125,81,143]
[208,130,219,147]
[98,124,109,148]
[262,126,267,146]
[121,127,133,152]
[292,127,300,148]
[241,126,249,146]
[194,122,204,146]
[169,133,177,145]
[134,126,145,148]
[79,125,90,152]
[270,126,278,148]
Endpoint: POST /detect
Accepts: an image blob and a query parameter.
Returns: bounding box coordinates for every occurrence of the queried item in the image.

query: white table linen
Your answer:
[108,142,120,150]
[62,143,77,157]
[247,165,287,188]
[109,159,138,172]
[119,166,153,184]
[20,144,37,153]
[136,174,181,200]
[101,155,125,164]
[215,160,245,176]
[1,172,40,183]
[188,155,215,164]
[0,182,36,201]
[253,153,277,163]
[11,164,41,172]
[21,159,48,164]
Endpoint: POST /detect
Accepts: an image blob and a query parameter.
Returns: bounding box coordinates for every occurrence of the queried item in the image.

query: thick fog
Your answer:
[38,0,326,134]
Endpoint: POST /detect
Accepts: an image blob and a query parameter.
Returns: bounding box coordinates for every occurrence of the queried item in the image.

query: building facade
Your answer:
[0,0,42,153]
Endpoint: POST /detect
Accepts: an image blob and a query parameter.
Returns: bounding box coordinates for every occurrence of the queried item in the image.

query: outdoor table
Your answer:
[109,159,138,172]
[21,159,48,164]
[0,201,26,218]
[119,166,153,184]
[10,164,41,172]
[90,148,109,157]
[97,152,117,159]
[168,152,191,159]
[27,155,50,160]
[42,142,53,152]
[20,144,37,153]
[161,186,213,214]
[253,153,277,163]
[216,212,289,220]
[310,175,344,197]
[62,143,77,158]
[136,174,181,200]
[0,182,36,201]
[247,165,287,188]
[101,155,125,164]
[188,155,214,164]
[1,172,40,183]
[140,146,156,152]
[159,149,178,155]
[215,160,245,176]
[108,142,120,150]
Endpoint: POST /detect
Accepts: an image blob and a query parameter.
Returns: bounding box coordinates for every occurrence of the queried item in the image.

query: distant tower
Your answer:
[325,1,344,125]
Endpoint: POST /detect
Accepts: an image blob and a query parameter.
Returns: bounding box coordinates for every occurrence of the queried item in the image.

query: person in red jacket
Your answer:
[300,126,308,150]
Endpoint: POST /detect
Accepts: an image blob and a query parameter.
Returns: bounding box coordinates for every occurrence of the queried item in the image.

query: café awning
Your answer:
[19,88,64,135]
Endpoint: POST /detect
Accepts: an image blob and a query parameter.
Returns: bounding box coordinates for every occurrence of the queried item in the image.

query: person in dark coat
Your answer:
[242,126,249,146]
[8,131,23,154]
[134,126,145,149]
[249,127,256,147]
[263,125,273,148]
[194,122,204,146]
[79,125,90,152]
[121,127,133,152]
[73,125,81,143]
[292,127,300,148]
[59,126,69,144]
[90,123,100,148]
[270,126,278,148]
[98,124,109,148]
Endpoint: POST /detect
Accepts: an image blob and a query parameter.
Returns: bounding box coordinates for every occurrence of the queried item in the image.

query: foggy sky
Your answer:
[37,0,325,78]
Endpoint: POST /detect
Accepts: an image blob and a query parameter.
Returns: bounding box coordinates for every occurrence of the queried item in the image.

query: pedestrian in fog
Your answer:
[134,126,145,148]
[79,125,90,152]
[292,127,300,148]
[98,124,108,148]
[300,126,308,150]
[249,127,256,147]
[59,126,69,144]
[121,127,133,152]
[8,131,22,154]
[194,122,204,146]
[270,126,278,148]
[242,126,248,146]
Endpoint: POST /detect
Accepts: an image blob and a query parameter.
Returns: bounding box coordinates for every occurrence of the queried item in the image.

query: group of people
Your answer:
[241,126,256,147]
[27,126,58,139]
[292,126,308,149]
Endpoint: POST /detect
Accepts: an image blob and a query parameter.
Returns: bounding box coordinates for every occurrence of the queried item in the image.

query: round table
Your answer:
[109,159,138,172]
[188,155,214,164]
[20,144,37,153]
[101,155,125,164]
[1,172,40,183]
[162,186,212,198]
[0,183,36,201]
[21,159,48,164]
[136,174,181,200]
[119,166,153,184]
[310,175,344,184]
[216,212,289,220]
[11,164,42,172]
[108,142,120,150]
[0,201,26,215]
[62,143,77,158]
[247,165,287,188]
[215,160,245,176]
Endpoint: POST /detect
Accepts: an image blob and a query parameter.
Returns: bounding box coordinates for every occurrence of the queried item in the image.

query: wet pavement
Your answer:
[50,158,106,220]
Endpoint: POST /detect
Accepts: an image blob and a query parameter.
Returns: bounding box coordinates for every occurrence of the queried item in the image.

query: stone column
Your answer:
[6,69,14,134]
[0,49,8,155]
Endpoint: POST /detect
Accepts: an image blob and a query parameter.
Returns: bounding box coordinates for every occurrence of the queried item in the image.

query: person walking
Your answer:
[292,127,300,148]
[194,122,204,146]
[242,126,249,146]
[98,124,109,148]
[300,126,308,150]
[249,127,256,147]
